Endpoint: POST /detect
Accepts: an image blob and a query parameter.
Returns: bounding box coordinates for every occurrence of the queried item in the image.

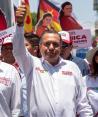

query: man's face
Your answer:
[40,33,61,65]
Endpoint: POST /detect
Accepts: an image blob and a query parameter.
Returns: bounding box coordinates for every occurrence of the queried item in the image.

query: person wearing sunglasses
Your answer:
[59,31,90,76]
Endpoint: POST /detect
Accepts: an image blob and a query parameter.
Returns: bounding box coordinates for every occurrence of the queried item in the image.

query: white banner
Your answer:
[68,29,92,48]
[0,26,15,46]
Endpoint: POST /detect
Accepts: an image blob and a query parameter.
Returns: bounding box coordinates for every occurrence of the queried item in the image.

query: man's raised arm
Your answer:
[12,2,33,77]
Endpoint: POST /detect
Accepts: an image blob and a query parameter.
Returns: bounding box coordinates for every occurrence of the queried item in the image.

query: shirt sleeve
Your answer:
[12,25,34,78]
[10,67,22,117]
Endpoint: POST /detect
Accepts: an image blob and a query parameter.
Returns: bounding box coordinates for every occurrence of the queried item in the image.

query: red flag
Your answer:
[37,0,62,32]
[0,9,7,31]
[14,0,33,33]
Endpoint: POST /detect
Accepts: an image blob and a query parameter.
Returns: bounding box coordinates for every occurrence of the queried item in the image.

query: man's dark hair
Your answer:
[40,30,62,44]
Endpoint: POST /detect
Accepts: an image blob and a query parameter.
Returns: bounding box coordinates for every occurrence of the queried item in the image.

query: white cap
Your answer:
[58,31,71,44]
[86,47,98,64]
[3,36,12,45]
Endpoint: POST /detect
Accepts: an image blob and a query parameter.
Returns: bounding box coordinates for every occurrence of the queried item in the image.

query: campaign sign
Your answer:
[0,26,15,46]
[68,29,92,48]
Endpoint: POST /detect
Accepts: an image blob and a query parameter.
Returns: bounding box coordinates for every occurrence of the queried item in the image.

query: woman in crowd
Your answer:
[35,12,53,37]
[84,47,98,116]
[59,1,82,31]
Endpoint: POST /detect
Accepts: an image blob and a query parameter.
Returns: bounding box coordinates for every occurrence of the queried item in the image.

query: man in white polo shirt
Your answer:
[0,60,22,117]
[13,2,93,117]
[0,36,26,117]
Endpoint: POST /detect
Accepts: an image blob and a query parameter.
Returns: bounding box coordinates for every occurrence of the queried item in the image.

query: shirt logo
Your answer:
[62,71,73,76]
[35,67,47,73]
[0,77,11,86]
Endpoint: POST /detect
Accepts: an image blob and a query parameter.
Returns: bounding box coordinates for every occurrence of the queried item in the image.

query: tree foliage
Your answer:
[31,12,37,27]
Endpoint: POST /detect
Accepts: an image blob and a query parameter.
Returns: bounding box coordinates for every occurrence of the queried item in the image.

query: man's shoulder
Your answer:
[0,61,17,71]
[62,58,79,67]
[72,56,86,63]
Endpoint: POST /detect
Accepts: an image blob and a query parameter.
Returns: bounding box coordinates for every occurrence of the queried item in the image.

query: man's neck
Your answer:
[45,58,60,66]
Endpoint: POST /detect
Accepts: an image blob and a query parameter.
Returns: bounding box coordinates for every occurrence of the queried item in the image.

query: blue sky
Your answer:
[14,0,96,35]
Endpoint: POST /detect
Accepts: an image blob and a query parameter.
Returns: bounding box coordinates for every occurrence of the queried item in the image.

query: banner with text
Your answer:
[0,26,15,46]
[68,29,92,48]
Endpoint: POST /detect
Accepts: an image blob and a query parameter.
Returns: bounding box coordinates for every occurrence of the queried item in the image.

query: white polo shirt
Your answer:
[0,61,22,117]
[13,25,93,117]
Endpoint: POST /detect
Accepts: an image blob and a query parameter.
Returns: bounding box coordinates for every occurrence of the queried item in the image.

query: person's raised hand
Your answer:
[16,0,27,26]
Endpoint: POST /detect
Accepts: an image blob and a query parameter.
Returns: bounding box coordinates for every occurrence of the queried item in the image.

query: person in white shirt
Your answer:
[0,61,22,117]
[84,47,98,116]
[1,34,27,117]
[13,2,93,117]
